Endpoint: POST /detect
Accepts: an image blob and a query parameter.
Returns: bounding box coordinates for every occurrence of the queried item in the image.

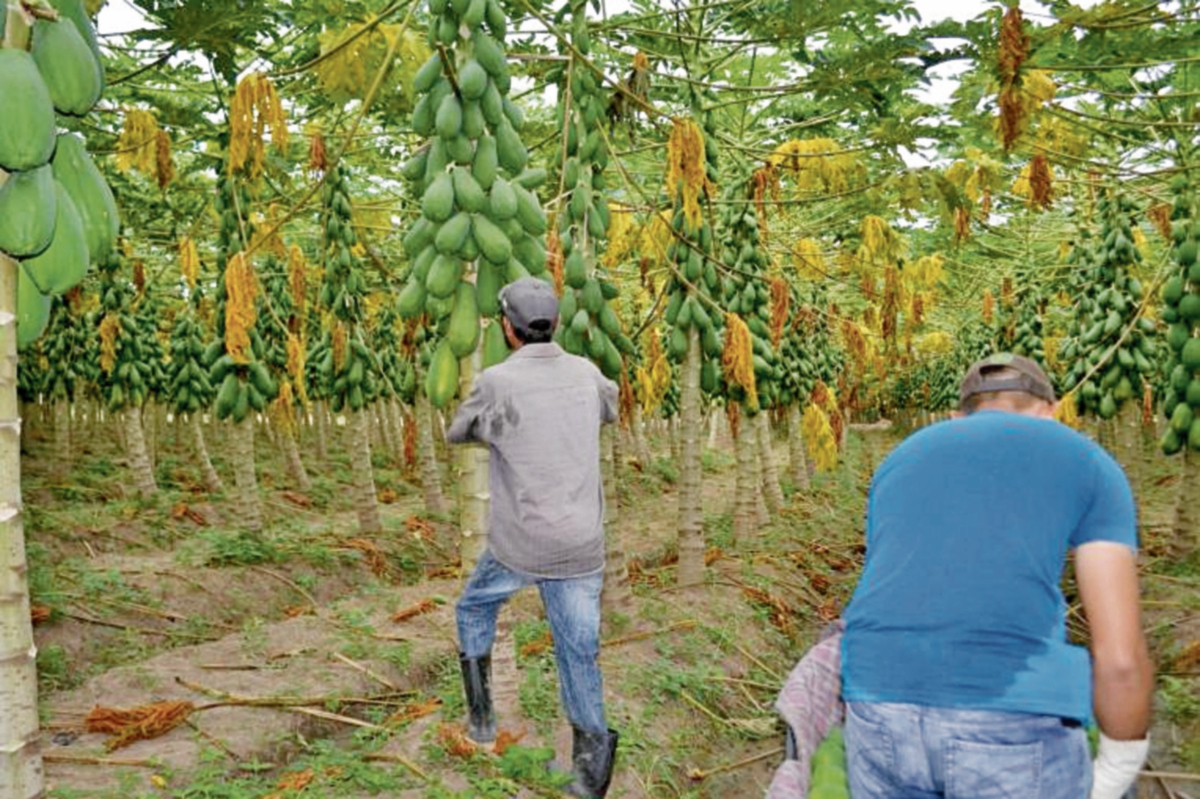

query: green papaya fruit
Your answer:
[425,341,460,408]
[17,262,51,347]
[32,17,103,116]
[447,281,481,357]
[0,50,57,171]
[477,259,503,316]
[457,60,489,101]
[0,164,56,258]
[50,133,119,262]
[482,318,510,368]
[21,181,88,294]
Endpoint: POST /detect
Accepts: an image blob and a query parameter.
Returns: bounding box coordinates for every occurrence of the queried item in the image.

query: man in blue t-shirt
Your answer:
[841,353,1154,799]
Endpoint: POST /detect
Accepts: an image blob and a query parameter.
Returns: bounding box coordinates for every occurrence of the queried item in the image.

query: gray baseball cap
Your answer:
[960,353,1056,406]
[499,276,559,336]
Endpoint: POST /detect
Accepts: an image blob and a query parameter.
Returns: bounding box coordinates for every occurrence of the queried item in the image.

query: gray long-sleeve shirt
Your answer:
[446,342,618,578]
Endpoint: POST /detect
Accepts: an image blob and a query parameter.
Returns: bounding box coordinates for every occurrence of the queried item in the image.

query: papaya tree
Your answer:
[397,0,551,561]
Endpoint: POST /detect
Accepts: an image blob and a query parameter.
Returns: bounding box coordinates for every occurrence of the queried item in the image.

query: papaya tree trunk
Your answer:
[787,404,810,492]
[676,328,705,586]
[1173,449,1200,558]
[601,425,632,628]
[630,404,650,466]
[230,416,263,532]
[458,348,488,570]
[669,415,680,463]
[1112,404,1139,485]
[124,405,157,497]
[416,389,448,517]
[314,400,329,462]
[387,398,405,465]
[0,251,45,798]
[143,399,158,474]
[732,407,756,544]
[755,411,784,516]
[278,415,311,493]
[348,407,382,535]
[53,397,70,475]
[191,413,224,493]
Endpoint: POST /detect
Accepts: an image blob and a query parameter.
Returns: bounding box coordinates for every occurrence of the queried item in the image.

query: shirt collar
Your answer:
[511,342,564,359]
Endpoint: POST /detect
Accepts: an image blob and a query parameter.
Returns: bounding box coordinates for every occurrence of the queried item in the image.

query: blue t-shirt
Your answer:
[841,410,1137,722]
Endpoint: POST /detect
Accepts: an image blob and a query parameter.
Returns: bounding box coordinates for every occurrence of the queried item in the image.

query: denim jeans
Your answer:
[845,701,1091,799]
[456,549,607,734]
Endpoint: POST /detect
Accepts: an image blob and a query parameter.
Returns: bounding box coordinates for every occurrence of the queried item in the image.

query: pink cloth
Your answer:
[765,622,845,799]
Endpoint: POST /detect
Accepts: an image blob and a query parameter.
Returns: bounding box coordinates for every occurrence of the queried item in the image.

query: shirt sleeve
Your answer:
[1071,448,1138,550]
[597,371,618,425]
[446,377,493,444]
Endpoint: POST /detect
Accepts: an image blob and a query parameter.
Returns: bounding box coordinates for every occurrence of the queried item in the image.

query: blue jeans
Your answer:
[845,701,1091,799]
[456,550,607,734]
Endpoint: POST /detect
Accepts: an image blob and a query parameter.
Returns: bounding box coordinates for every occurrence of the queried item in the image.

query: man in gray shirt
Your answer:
[447,276,619,798]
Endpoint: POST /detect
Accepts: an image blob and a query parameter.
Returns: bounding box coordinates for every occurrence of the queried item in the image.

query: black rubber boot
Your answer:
[566,726,618,798]
[459,653,495,745]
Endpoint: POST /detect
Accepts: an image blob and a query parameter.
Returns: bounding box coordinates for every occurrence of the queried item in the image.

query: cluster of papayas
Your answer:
[1158,175,1200,454]
[1060,192,1156,421]
[90,252,165,412]
[2,0,115,347]
[716,202,782,408]
[206,175,277,423]
[167,313,214,416]
[548,16,631,382]
[399,0,550,409]
[777,287,841,409]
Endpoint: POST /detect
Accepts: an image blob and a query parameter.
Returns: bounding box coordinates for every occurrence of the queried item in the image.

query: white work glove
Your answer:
[1090,733,1149,799]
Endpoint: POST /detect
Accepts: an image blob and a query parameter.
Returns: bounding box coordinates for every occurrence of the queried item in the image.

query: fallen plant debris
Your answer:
[436,723,478,758]
[741,586,796,636]
[391,598,438,623]
[84,700,196,751]
[169,502,208,526]
[387,696,442,726]
[340,537,389,576]
[30,605,51,625]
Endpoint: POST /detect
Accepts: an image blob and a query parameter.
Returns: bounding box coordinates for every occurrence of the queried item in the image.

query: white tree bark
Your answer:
[349,408,382,534]
[125,405,157,497]
[0,251,45,796]
[676,327,705,586]
[230,415,263,532]
[191,413,224,493]
[755,412,784,516]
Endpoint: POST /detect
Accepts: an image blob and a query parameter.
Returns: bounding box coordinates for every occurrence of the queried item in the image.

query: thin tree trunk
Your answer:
[676,327,705,586]
[230,415,263,532]
[631,404,650,466]
[191,413,224,493]
[348,407,382,535]
[416,389,448,517]
[458,349,488,570]
[387,398,405,465]
[732,407,756,543]
[1113,403,1142,489]
[124,405,157,497]
[669,415,680,463]
[0,250,45,797]
[1173,449,1200,557]
[278,415,311,492]
[601,426,633,627]
[755,411,784,516]
[143,400,158,474]
[787,405,810,491]
[314,399,329,462]
[375,403,394,466]
[53,397,70,474]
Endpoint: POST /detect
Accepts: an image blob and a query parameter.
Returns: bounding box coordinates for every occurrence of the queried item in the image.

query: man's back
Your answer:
[448,342,617,578]
[842,410,1137,722]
